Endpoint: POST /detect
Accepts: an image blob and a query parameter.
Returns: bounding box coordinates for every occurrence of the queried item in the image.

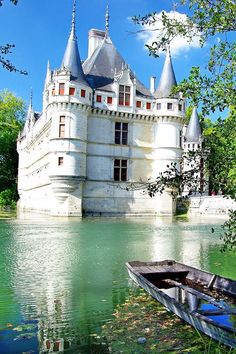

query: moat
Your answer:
[0,214,235,353]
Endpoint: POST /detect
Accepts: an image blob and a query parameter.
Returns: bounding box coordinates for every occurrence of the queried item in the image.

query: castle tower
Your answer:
[183,107,206,195]
[45,0,92,216]
[153,48,185,214]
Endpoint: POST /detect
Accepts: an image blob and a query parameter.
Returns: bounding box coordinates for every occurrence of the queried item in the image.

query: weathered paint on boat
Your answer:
[126,260,236,348]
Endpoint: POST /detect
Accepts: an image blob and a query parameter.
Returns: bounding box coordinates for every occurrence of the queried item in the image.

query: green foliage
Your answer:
[0,188,17,209]
[0,91,25,208]
[221,210,236,252]
[204,109,236,197]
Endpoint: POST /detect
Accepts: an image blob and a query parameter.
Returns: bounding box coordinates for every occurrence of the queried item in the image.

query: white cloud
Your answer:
[136,11,201,57]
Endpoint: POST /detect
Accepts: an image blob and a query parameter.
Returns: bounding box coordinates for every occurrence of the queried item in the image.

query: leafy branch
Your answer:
[0,1,27,75]
[0,44,27,75]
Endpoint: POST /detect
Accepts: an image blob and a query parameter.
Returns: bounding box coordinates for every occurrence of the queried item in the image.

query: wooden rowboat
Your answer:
[126,260,236,348]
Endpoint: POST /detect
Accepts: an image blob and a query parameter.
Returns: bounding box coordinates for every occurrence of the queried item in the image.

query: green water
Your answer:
[0,214,236,354]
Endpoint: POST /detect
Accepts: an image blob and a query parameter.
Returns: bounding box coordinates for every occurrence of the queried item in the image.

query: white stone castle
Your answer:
[17,1,202,217]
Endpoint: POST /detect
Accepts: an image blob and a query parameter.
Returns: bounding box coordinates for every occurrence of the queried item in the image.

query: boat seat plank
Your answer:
[164,279,230,311]
[197,309,236,316]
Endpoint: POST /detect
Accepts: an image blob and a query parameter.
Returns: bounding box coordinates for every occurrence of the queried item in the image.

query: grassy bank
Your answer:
[0,210,16,218]
[102,290,236,353]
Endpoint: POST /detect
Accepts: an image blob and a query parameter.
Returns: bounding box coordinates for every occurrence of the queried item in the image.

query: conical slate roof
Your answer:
[83,36,151,97]
[156,49,177,98]
[185,107,202,142]
[61,1,87,84]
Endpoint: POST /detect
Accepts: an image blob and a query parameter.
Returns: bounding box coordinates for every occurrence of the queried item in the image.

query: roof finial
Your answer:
[166,42,171,56]
[70,0,76,40]
[27,88,33,116]
[105,4,110,37]
[29,88,33,110]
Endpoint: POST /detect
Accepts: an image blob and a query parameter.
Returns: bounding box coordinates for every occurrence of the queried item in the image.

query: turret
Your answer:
[43,61,52,112]
[183,107,207,195]
[184,106,202,148]
[47,0,91,216]
[153,47,185,214]
[61,0,87,84]
[22,90,35,136]
[155,47,177,98]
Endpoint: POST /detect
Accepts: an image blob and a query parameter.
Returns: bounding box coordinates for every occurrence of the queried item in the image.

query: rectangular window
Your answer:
[107,96,113,104]
[81,89,86,97]
[167,102,173,110]
[114,159,127,181]
[52,87,55,96]
[157,103,161,110]
[136,100,141,108]
[146,102,151,110]
[179,130,182,147]
[59,116,65,138]
[178,104,182,111]
[59,83,65,95]
[96,95,102,103]
[58,157,64,166]
[115,122,128,145]
[69,87,75,96]
[119,85,130,106]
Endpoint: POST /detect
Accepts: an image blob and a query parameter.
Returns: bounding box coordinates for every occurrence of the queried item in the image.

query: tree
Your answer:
[133,0,236,250]
[204,109,236,197]
[0,91,25,208]
[0,0,27,74]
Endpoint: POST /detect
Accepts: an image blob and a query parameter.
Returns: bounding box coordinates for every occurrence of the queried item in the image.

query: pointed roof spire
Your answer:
[28,88,33,114]
[155,46,177,98]
[185,107,202,142]
[71,0,76,40]
[61,0,87,83]
[45,60,51,84]
[105,4,110,37]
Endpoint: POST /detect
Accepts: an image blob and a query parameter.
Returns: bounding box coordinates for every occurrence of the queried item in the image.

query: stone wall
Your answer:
[188,196,236,215]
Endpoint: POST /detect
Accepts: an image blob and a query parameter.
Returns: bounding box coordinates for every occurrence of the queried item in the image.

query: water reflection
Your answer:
[0,215,236,353]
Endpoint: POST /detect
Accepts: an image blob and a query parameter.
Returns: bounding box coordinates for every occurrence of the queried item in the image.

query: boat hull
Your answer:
[126,260,236,348]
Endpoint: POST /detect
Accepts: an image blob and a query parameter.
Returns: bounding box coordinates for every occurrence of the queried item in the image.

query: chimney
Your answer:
[150,76,156,94]
[88,29,106,58]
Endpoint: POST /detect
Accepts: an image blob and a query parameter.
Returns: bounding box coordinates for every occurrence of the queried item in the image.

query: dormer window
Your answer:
[96,95,102,103]
[107,96,113,104]
[167,102,173,110]
[59,83,65,95]
[81,89,86,97]
[146,102,151,110]
[69,87,75,96]
[178,104,182,111]
[119,85,130,106]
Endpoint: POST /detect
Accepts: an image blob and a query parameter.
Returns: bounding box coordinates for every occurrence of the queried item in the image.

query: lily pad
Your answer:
[13,324,37,332]
[14,332,36,341]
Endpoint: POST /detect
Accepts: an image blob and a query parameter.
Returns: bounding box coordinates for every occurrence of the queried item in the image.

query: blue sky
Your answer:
[0,0,211,113]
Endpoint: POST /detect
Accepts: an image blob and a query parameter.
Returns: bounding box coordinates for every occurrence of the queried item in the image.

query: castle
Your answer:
[17,1,202,217]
